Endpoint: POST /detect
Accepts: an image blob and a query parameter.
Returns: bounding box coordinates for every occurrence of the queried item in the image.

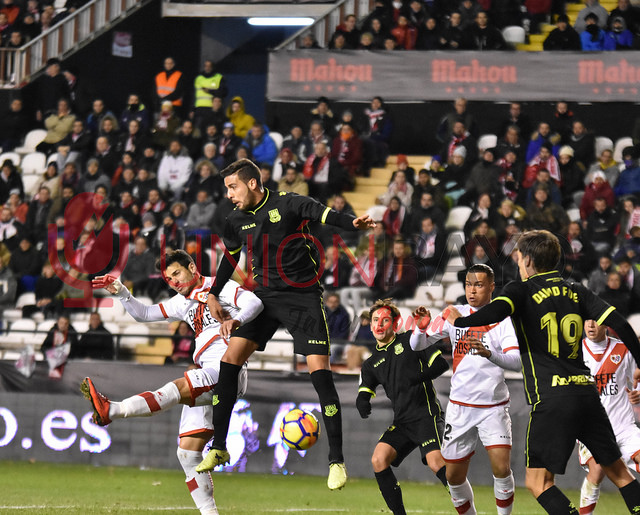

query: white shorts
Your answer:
[579,424,640,472]
[441,402,512,462]
[178,363,248,438]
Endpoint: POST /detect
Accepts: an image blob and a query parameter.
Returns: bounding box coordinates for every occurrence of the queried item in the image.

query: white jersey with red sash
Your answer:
[583,336,637,436]
[424,304,519,407]
[158,277,251,366]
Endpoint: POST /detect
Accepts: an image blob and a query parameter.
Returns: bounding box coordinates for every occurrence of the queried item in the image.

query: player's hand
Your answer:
[443,305,462,325]
[633,368,640,389]
[207,293,231,323]
[92,275,123,295]
[628,387,640,405]
[468,339,491,358]
[220,319,241,339]
[352,214,376,230]
[356,392,372,419]
[412,306,431,331]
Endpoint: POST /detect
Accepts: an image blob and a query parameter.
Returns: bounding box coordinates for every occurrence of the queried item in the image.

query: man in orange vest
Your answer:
[155,57,186,116]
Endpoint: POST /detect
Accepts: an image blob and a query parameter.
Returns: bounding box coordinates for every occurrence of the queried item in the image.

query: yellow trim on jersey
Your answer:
[428,349,442,367]
[523,270,557,282]
[248,188,270,215]
[319,296,330,348]
[376,335,397,351]
[493,296,515,315]
[519,319,539,405]
[301,221,321,287]
[228,247,242,255]
[525,401,540,468]
[321,207,331,224]
[358,387,376,397]
[596,305,616,326]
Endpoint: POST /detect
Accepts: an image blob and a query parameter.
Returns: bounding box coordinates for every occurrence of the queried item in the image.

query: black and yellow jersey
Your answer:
[359,332,448,424]
[221,189,357,293]
[454,270,634,405]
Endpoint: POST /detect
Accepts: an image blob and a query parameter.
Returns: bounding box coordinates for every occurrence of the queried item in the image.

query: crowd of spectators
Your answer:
[296,0,640,51]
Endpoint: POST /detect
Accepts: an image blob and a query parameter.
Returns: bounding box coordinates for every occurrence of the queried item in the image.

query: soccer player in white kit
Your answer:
[81,250,263,515]
[411,264,521,515]
[579,319,640,515]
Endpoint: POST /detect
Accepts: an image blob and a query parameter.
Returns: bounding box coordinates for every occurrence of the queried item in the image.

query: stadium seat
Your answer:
[14,129,47,155]
[23,175,42,198]
[594,136,613,157]
[134,337,173,365]
[119,324,151,350]
[16,292,36,308]
[445,206,472,231]
[0,319,37,349]
[566,207,581,222]
[269,131,283,150]
[71,320,90,334]
[0,152,20,167]
[404,284,444,310]
[20,152,47,175]
[614,137,633,162]
[444,282,465,304]
[477,134,497,152]
[502,26,526,46]
[446,230,465,254]
[36,320,55,336]
[366,205,387,221]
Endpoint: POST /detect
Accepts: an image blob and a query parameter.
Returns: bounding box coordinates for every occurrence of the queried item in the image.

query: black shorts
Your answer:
[232,289,331,356]
[380,414,445,467]
[526,389,621,474]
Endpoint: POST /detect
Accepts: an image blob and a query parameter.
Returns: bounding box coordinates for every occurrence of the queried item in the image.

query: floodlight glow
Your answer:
[248,17,314,26]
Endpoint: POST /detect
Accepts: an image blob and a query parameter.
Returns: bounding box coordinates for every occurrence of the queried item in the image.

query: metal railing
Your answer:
[0,0,151,88]
[275,0,373,50]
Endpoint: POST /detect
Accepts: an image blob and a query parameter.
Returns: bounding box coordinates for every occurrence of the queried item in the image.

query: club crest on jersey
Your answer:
[196,291,208,303]
[610,354,622,364]
[268,208,281,223]
[394,343,404,355]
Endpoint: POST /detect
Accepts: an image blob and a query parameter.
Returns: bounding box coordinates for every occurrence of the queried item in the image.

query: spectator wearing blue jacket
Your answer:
[615,147,640,197]
[581,13,605,50]
[325,292,351,364]
[242,122,278,166]
[604,16,634,50]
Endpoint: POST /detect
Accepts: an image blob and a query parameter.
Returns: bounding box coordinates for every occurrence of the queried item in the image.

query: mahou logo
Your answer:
[290,58,373,83]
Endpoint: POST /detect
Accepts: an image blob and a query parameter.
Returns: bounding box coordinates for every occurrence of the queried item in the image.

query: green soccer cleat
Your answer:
[196,448,231,472]
[327,461,348,490]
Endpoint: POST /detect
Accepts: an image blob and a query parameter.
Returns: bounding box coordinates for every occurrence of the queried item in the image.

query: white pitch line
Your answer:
[0,507,195,511]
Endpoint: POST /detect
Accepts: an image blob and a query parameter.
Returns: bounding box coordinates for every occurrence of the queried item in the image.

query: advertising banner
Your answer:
[268,50,640,102]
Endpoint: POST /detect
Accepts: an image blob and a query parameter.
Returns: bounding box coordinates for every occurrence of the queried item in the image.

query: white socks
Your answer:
[494,473,515,515]
[448,479,477,515]
[580,478,600,515]
[109,382,181,419]
[177,447,218,515]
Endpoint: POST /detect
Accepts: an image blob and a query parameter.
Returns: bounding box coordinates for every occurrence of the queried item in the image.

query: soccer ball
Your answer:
[280,408,320,450]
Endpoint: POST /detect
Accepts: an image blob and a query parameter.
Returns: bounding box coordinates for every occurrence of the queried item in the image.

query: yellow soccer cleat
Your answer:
[196,448,230,472]
[327,461,348,490]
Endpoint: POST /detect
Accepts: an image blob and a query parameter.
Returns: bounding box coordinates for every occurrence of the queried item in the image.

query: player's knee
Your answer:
[492,462,512,478]
[371,452,389,472]
[173,377,192,403]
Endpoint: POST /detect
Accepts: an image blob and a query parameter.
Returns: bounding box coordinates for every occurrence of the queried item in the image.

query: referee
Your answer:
[358,299,448,515]
[196,158,375,490]
[445,230,640,514]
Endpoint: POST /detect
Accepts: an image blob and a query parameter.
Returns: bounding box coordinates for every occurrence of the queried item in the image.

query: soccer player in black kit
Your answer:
[357,299,449,515]
[444,230,640,515]
[196,159,375,490]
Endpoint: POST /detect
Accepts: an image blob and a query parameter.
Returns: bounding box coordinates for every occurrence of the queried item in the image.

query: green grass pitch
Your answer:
[0,460,630,514]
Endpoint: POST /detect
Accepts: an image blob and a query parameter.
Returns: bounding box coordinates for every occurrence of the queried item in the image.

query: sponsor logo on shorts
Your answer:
[268,209,281,223]
[394,343,404,355]
[307,339,327,345]
[324,404,338,417]
[421,439,436,447]
[550,374,594,387]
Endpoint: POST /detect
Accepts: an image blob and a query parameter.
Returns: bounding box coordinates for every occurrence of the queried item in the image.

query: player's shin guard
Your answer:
[211,361,241,450]
[109,382,181,419]
[494,473,515,515]
[448,479,477,515]
[579,478,600,515]
[536,485,579,515]
[177,448,218,515]
[310,369,344,463]
[619,480,640,514]
[374,467,406,515]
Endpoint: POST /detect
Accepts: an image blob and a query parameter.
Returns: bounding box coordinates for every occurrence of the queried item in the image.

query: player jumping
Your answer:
[413,264,520,515]
[83,250,263,515]
[357,299,449,515]
[445,230,640,515]
[196,158,375,490]
[579,319,640,515]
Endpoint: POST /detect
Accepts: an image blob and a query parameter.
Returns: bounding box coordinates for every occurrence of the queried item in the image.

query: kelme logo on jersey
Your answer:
[394,343,404,355]
[610,354,622,364]
[324,404,338,417]
[268,209,281,223]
